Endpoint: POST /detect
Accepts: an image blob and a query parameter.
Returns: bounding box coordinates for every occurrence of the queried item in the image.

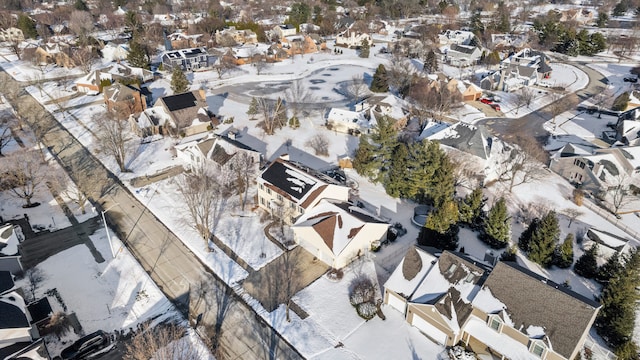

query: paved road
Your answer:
[477,62,608,143]
[1,70,304,359]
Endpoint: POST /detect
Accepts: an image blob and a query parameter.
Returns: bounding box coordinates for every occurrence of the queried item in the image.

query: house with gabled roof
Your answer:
[424,122,496,162]
[385,248,601,359]
[582,228,633,261]
[103,82,147,119]
[445,44,481,67]
[161,47,209,72]
[154,90,216,137]
[175,133,261,174]
[75,63,153,94]
[335,28,371,48]
[549,143,640,197]
[257,156,350,224]
[292,200,388,268]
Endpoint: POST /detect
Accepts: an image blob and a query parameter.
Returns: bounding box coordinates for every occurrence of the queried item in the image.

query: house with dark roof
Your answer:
[154,90,216,137]
[161,47,209,72]
[487,48,552,92]
[582,228,633,261]
[384,248,600,359]
[175,133,261,174]
[75,63,153,94]
[103,83,147,119]
[444,44,482,67]
[257,156,350,225]
[292,200,388,268]
[549,143,640,198]
[423,122,496,164]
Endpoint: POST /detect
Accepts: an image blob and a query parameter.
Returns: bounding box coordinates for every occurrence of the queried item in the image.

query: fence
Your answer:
[581,199,640,241]
[584,334,617,360]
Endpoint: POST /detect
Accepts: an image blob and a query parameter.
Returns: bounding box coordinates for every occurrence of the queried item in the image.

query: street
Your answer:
[1,69,304,360]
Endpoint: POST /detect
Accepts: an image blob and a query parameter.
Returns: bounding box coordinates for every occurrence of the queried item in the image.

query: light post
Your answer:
[101,203,119,258]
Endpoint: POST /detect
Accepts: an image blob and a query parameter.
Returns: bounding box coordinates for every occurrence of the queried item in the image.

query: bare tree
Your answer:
[386,54,416,96]
[7,38,22,60]
[72,47,98,73]
[448,149,485,189]
[305,134,329,157]
[256,97,287,135]
[606,174,633,214]
[495,136,547,192]
[345,74,369,104]
[48,160,102,214]
[514,87,534,115]
[24,268,45,302]
[190,276,234,357]
[93,112,134,172]
[285,79,313,122]
[214,55,236,79]
[0,149,49,207]
[547,90,577,131]
[42,312,72,340]
[233,153,257,211]
[562,208,584,228]
[0,109,17,156]
[124,322,206,360]
[175,165,230,247]
[69,11,95,45]
[266,249,303,322]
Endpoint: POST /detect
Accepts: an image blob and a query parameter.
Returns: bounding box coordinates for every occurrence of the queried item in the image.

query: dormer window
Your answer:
[446,264,457,276]
[464,273,475,283]
[488,315,503,332]
[530,340,546,358]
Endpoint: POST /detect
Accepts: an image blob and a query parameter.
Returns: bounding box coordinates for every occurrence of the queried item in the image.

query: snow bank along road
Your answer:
[1,70,303,360]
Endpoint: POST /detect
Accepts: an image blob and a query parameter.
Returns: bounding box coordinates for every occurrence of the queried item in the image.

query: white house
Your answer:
[438,30,474,45]
[335,29,371,48]
[175,133,261,174]
[273,24,297,39]
[257,156,350,224]
[325,108,371,135]
[292,200,389,269]
[445,44,482,67]
[101,42,129,62]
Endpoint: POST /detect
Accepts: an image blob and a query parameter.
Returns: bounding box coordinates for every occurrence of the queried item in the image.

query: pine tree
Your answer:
[247,97,258,120]
[370,64,389,92]
[458,187,485,228]
[423,50,438,73]
[481,197,510,249]
[288,116,300,129]
[171,68,190,94]
[574,244,599,278]
[596,250,640,352]
[528,211,560,268]
[468,10,484,35]
[127,41,149,69]
[518,218,540,252]
[74,0,88,10]
[554,233,574,268]
[596,252,623,284]
[359,38,370,58]
[353,116,397,184]
[385,143,409,198]
[418,200,459,250]
[17,13,37,39]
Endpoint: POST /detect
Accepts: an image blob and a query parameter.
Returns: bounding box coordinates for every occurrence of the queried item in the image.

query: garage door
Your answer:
[411,315,448,345]
[386,292,406,314]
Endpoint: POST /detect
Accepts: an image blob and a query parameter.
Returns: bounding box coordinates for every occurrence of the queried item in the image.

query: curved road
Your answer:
[477,62,609,144]
[1,70,303,360]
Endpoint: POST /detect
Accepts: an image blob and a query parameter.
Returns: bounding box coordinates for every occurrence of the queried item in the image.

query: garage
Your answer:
[411,314,448,345]
[386,292,406,314]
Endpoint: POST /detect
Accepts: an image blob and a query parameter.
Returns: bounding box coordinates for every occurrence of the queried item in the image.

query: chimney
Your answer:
[228,131,236,140]
[198,89,206,101]
[280,153,290,161]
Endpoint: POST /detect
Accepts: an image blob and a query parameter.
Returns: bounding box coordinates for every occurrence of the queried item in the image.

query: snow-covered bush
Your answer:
[349,276,378,320]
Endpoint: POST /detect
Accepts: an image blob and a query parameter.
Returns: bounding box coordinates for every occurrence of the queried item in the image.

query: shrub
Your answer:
[573,188,584,206]
[349,276,377,320]
[612,92,630,112]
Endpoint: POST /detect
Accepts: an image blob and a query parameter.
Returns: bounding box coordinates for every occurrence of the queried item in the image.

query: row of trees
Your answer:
[518,211,573,268]
[533,15,607,56]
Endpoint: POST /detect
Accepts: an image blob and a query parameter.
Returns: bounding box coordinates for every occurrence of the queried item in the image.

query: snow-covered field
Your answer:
[2,39,639,358]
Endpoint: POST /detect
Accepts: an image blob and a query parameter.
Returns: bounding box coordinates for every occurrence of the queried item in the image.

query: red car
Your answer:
[479,98,492,104]
[490,103,501,111]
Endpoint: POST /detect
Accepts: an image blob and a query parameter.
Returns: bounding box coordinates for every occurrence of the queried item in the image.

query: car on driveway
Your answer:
[624,77,638,83]
[490,103,501,111]
[479,98,492,104]
[60,330,116,359]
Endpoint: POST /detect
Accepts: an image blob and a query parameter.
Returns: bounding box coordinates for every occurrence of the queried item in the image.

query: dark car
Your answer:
[624,77,638,83]
[60,330,114,359]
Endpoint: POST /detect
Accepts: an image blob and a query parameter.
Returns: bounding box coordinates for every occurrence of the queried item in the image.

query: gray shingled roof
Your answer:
[482,262,600,359]
[437,123,491,160]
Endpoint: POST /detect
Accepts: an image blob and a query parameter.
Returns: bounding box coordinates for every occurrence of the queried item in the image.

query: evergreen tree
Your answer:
[418,200,459,250]
[288,117,300,129]
[370,64,389,92]
[596,12,609,27]
[385,143,409,198]
[500,245,518,262]
[170,68,190,94]
[423,50,438,73]
[554,233,574,268]
[352,116,398,184]
[247,97,258,119]
[596,252,623,284]
[492,1,510,32]
[17,13,37,39]
[468,10,484,35]
[518,218,540,252]
[596,250,640,353]
[528,211,560,268]
[353,135,377,179]
[74,0,88,10]
[458,186,485,227]
[359,38,370,58]
[481,197,510,249]
[127,41,150,69]
[574,244,599,278]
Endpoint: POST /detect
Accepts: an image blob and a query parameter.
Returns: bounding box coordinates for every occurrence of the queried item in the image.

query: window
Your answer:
[488,316,502,332]
[446,264,457,276]
[259,183,264,190]
[277,194,283,201]
[290,202,296,209]
[267,188,271,195]
[573,159,586,169]
[260,197,265,206]
[464,273,475,283]
[530,341,546,357]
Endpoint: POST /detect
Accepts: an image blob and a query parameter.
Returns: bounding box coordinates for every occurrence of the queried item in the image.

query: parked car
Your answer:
[624,77,638,83]
[60,330,115,360]
[479,98,492,104]
[490,103,501,111]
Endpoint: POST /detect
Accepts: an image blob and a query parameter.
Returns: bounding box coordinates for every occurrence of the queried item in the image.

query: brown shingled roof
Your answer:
[402,246,423,281]
[300,184,328,209]
[482,262,600,359]
[312,215,337,251]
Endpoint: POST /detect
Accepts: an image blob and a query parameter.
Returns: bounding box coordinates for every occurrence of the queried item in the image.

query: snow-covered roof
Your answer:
[293,200,387,257]
[551,143,594,159]
[464,317,540,360]
[0,224,19,256]
[0,291,31,341]
[326,108,368,127]
[135,106,174,129]
[585,228,631,252]
[418,120,450,140]
[427,122,493,160]
[384,246,438,298]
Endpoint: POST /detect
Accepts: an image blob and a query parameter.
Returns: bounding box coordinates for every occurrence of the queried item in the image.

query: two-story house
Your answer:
[335,29,371,48]
[103,82,147,119]
[445,44,482,67]
[153,90,215,137]
[175,133,262,174]
[385,247,601,359]
[257,156,350,224]
[161,47,209,72]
